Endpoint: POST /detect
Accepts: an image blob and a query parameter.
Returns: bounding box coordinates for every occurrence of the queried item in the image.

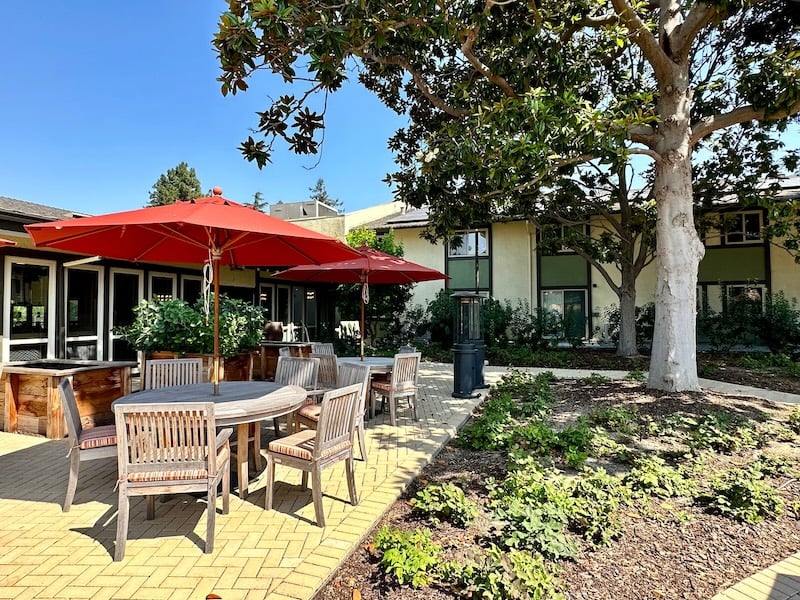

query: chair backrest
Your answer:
[311,342,335,355]
[274,356,320,390]
[337,362,371,407]
[59,378,83,444]
[114,402,219,481]
[314,383,363,459]
[144,358,203,390]
[391,352,422,388]
[311,353,338,388]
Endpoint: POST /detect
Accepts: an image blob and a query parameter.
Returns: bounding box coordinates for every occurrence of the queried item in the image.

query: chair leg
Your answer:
[272,417,281,437]
[251,423,262,470]
[357,421,367,463]
[411,394,419,421]
[301,471,309,490]
[369,389,375,420]
[146,496,156,520]
[388,392,397,426]
[345,456,359,506]
[264,455,275,510]
[222,461,230,515]
[206,483,216,554]
[311,467,325,527]
[63,452,80,512]
[114,491,130,562]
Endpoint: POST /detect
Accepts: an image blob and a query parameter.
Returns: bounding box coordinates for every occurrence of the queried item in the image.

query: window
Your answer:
[4,257,57,361]
[722,211,762,245]
[448,230,488,257]
[66,267,104,360]
[542,289,587,340]
[447,229,491,292]
[149,273,176,301]
[726,284,766,312]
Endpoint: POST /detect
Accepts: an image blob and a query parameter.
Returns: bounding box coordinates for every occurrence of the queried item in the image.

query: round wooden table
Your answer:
[113,381,307,498]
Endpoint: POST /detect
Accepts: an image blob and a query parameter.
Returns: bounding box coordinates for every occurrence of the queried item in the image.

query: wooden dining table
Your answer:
[112,381,307,498]
[337,356,394,374]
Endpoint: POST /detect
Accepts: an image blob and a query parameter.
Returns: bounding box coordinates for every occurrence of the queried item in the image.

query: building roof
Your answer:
[0,196,87,224]
[362,206,430,231]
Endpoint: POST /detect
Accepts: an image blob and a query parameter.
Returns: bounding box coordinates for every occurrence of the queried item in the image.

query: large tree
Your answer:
[309,178,343,210]
[147,162,202,207]
[214,0,800,390]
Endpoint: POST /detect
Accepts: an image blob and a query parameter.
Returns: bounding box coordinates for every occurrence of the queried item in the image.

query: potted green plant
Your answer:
[118,295,266,381]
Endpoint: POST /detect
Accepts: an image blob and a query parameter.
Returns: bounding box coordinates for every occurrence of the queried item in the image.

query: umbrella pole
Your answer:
[360,281,366,361]
[213,252,221,395]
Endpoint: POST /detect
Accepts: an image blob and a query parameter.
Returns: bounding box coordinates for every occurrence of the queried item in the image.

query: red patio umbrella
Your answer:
[25,188,362,394]
[0,238,17,246]
[273,245,448,359]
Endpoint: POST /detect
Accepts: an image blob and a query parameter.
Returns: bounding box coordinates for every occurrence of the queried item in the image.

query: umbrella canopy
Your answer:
[273,245,448,359]
[0,238,17,247]
[25,188,362,393]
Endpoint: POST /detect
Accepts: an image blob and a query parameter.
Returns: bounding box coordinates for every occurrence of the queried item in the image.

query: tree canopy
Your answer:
[309,178,342,210]
[214,0,800,390]
[147,162,202,207]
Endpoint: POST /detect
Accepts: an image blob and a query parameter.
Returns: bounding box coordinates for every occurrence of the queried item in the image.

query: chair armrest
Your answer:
[216,428,233,449]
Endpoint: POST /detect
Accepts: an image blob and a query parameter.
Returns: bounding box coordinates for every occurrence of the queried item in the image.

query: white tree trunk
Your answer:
[646,71,706,391]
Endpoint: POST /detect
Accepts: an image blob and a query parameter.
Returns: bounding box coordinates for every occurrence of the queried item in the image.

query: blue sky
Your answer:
[0,1,408,215]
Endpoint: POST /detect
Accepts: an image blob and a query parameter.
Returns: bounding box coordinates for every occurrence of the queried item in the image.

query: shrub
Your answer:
[569,467,631,546]
[508,300,561,350]
[623,456,696,498]
[457,392,516,450]
[373,526,442,588]
[451,544,565,600]
[698,466,784,524]
[409,482,478,527]
[688,412,765,453]
[697,292,762,351]
[757,292,800,353]
[588,406,640,436]
[789,406,800,434]
[604,303,656,347]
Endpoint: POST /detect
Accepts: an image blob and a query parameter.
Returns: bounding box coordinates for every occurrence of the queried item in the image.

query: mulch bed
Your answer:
[315,375,800,600]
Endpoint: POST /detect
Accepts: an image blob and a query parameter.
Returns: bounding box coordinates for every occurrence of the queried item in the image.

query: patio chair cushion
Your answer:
[371,380,417,393]
[295,404,322,421]
[124,447,230,483]
[268,429,350,461]
[77,425,117,450]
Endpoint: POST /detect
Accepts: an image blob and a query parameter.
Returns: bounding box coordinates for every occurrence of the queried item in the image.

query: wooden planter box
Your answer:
[1,360,135,439]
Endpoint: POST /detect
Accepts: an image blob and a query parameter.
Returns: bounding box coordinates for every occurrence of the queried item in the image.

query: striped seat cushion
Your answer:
[268,429,350,461]
[126,447,229,482]
[78,425,117,449]
[371,381,417,393]
[296,404,322,422]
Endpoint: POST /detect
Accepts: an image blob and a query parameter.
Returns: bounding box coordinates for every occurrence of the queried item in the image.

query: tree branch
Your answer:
[672,3,718,63]
[560,13,619,43]
[609,0,672,80]
[461,26,519,99]
[628,147,662,162]
[690,99,800,146]
[354,49,471,118]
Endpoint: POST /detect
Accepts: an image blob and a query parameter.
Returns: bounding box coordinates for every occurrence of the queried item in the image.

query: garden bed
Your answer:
[316,373,800,600]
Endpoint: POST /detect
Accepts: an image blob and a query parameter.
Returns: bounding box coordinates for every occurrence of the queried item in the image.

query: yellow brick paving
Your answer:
[1,363,799,599]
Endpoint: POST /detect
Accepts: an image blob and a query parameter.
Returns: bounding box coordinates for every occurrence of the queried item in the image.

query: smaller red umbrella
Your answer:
[273,245,449,359]
[0,238,17,247]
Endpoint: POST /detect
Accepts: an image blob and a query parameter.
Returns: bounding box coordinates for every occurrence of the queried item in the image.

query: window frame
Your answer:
[722,210,763,245]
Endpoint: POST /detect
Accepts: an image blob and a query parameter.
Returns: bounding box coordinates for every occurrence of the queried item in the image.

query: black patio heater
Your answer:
[452,291,483,398]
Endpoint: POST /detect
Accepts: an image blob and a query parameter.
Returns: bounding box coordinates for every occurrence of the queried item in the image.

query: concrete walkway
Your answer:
[0,363,797,599]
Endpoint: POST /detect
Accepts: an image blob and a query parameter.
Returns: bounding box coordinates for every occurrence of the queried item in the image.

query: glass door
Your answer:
[65,266,104,359]
[109,269,143,361]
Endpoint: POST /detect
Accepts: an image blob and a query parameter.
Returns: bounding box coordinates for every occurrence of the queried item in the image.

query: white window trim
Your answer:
[149,271,177,300]
[181,274,203,301]
[64,264,105,359]
[3,255,57,361]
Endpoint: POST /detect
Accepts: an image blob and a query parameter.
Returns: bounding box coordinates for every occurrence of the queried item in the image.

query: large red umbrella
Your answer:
[273,245,448,359]
[25,188,362,394]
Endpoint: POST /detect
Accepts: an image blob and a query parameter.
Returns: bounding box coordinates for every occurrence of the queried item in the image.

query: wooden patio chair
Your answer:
[112,402,232,561]
[59,379,117,512]
[264,383,363,526]
[295,362,371,461]
[370,352,422,426]
[143,358,203,389]
[310,353,338,390]
[272,356,320,436]
[310,342,335,355]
